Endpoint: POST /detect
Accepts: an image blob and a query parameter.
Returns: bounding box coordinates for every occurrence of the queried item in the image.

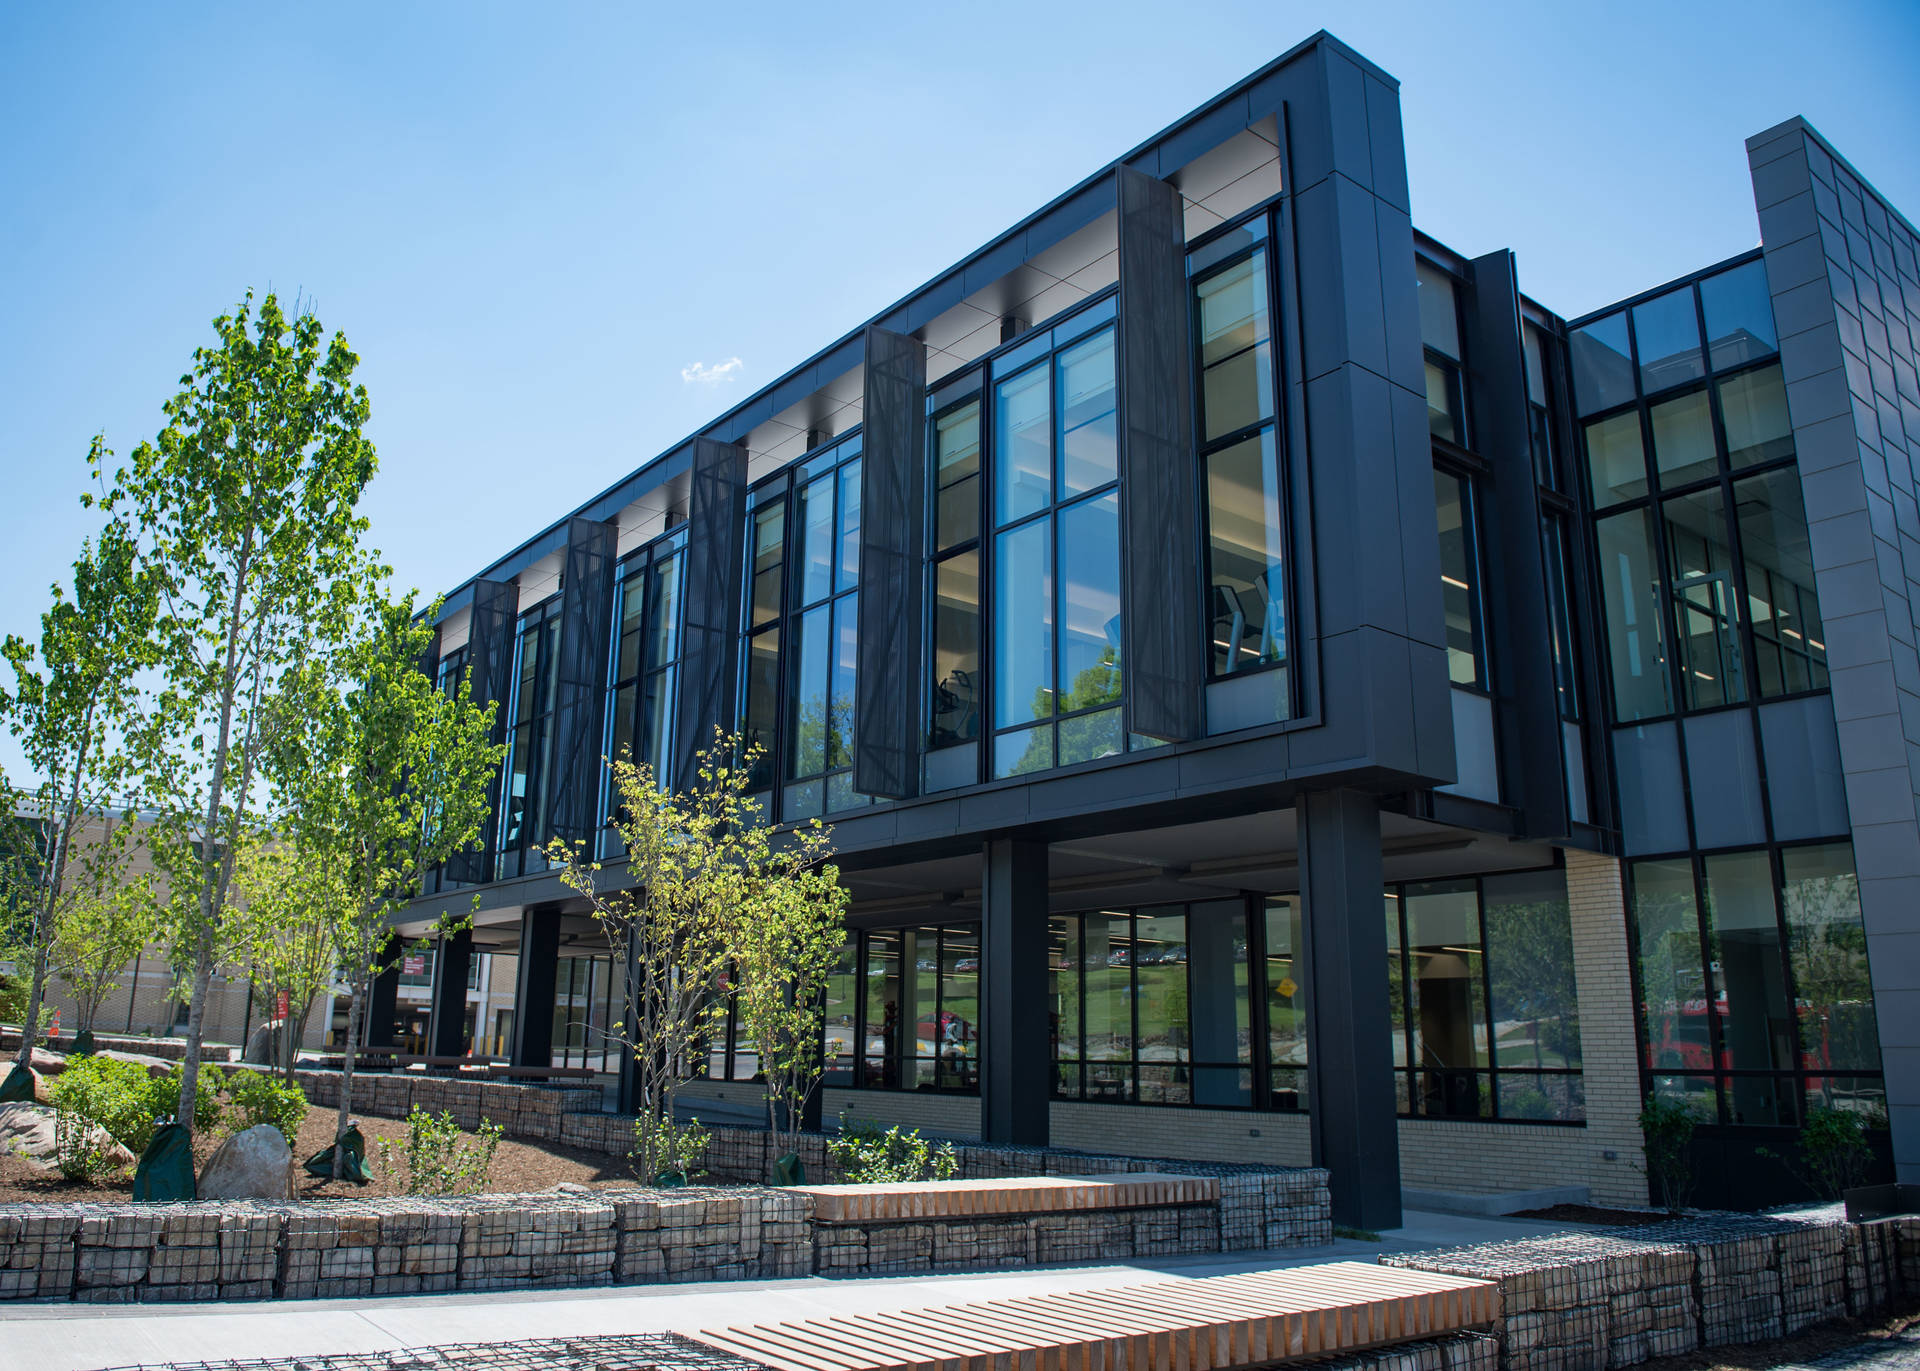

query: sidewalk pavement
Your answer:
[0,1210,1568,1371]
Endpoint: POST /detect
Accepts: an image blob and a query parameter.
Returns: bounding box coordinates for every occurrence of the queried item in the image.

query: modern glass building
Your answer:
[395,30,1920,1226]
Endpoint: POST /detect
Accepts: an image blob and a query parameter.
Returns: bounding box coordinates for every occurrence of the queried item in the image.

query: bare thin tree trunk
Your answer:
[334,981,362,1180]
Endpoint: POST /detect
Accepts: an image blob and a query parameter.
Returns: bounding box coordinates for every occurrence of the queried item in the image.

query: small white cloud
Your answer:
[681,357,744,386]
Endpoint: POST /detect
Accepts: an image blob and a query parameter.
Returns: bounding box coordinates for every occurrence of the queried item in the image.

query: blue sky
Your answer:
[1,1,1916,780]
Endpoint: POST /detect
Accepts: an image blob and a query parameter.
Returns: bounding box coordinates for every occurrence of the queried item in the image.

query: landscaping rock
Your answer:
[198,1124,293,1200]
[0,1103,55,1159]
[243,1019,287,1066]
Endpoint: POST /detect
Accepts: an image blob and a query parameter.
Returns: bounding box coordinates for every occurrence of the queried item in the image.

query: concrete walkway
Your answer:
[1,1211,1565,1371]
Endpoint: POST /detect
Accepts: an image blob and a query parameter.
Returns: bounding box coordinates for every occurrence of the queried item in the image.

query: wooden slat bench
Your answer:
[690,1261,1498,1371]
[793,1173,1220,1224]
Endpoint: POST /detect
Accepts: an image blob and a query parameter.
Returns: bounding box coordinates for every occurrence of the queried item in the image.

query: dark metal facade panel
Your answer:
[428,926,473,1057]
[1750,121,1920,1178]
[511,907,561,1068]
[1117,165,1203,743]
[1298,787,1399,1230]
[673,438,748,789]
[548,517,620,849]
[981,837,1050,1146]
[1465,249,1569,839]
[855,325,928,798]
[445,578,517,885]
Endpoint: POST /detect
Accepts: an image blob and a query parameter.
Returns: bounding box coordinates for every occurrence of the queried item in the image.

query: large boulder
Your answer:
[197,1123,293,1200]
[0,1103,55,1159]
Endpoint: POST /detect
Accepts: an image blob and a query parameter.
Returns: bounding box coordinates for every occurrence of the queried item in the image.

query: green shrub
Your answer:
[48,1056,224,1155]
[226,1070,308,1147]
[1639,1094,1695,1213]
[631,1114,710,1185]
[1761,1105,1876,1201]
[52,1108,114,1182]
[376,1107,503,1196]
[827,1115,959,1183]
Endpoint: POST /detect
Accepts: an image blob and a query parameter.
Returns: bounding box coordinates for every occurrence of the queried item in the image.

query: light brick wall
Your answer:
[1564,847,1649,1206]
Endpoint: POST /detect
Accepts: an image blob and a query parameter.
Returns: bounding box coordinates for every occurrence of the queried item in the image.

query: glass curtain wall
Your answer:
[549,954,621,1073]
[927,398,983,751]
[734,433,869,820]
[1384,869,1584,1122]
[495,597,562,880]
[1632,841,1884,1126]
[990,314,1126,778]
[425,646,469,895]
[1574,257,1823,725]
[600,531,686,856]
[788,924,981,1093]
[1192,224,1293,706]
[1049,900,1255,1107]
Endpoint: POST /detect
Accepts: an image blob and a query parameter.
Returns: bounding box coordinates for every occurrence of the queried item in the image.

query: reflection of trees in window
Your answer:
[812,925,980,1094]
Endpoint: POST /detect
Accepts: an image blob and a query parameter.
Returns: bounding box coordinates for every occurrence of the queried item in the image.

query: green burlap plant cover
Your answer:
[654,1168,688,1188]
[0,1063,33,1103]
[132,1122,196,1201]
[303,1124,369,1183]
[71,1029,95,1057]
[770,1152,805,1186]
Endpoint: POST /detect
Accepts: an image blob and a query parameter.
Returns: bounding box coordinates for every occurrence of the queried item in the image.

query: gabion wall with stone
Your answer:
[0,1187,814,1304]
[1382,1207,1909,1371]
[0,1168,1317,1301]
[293,1068,1334,1250]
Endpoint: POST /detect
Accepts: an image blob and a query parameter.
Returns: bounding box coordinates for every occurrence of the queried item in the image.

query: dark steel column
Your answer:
[447,578,518,884]
[617,927,639,1114]
[1298,788,1400,1230]
[980,837,1049,1145]
[428,926,473,1057]
[1117,164,1202,743]
[511,906,561,1069]
[1464,249,1568,839]
[855,324,928,798]
[673,438,748,791]
[365,936,400,1050]
[548,517,620,848]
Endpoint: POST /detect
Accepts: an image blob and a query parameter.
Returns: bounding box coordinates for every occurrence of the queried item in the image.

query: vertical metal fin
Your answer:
[673,438,748,790]
[1117,165,1203,742]
[548,516,619,847]
[855,325,928,798]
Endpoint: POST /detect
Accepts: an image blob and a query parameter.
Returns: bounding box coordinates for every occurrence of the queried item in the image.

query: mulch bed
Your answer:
[1634,1302,1920,1371]
[0,1105,647,1203]
[1512,1202,1672,1226]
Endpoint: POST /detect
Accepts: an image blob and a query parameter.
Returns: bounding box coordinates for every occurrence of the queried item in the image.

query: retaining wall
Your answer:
[294,1068,1334,1252]
[1384,1207,1911,1371]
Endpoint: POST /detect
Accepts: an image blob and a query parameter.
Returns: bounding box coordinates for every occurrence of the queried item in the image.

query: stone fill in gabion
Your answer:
[1384,1205,1908,1371]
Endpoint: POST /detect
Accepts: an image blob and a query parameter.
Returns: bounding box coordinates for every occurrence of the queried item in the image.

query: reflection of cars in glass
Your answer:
[953,957,979,974]
[1104,947,1132,968]
[915,957,937,971]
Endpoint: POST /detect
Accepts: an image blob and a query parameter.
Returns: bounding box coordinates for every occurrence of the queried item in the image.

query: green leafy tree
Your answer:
[270,593,500,1176]
[50,824,159,1034]
[0,512,155,1069]
[721,779,848,1164]
[549,737,769,1180]
[101,292,377,1134]
[227,838,350,1078]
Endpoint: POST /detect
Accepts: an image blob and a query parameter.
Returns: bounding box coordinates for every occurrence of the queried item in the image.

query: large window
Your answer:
[786,437,865,818]
[1417,259,1466,444]
[1050,901,1254,1107]
[1193,235,1292,701]
[1632,841,1884,1127]
[927,399,982,750]
[551,954,622,1073]
[1434,469,1486,688]
[819,924,980,1093]
[991,322,1126,778]
[734,433,870,819]
[495,597,561,881]
[1386,869,1583,1122]
[1575,258,1822,724]
[600,531,685,855]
